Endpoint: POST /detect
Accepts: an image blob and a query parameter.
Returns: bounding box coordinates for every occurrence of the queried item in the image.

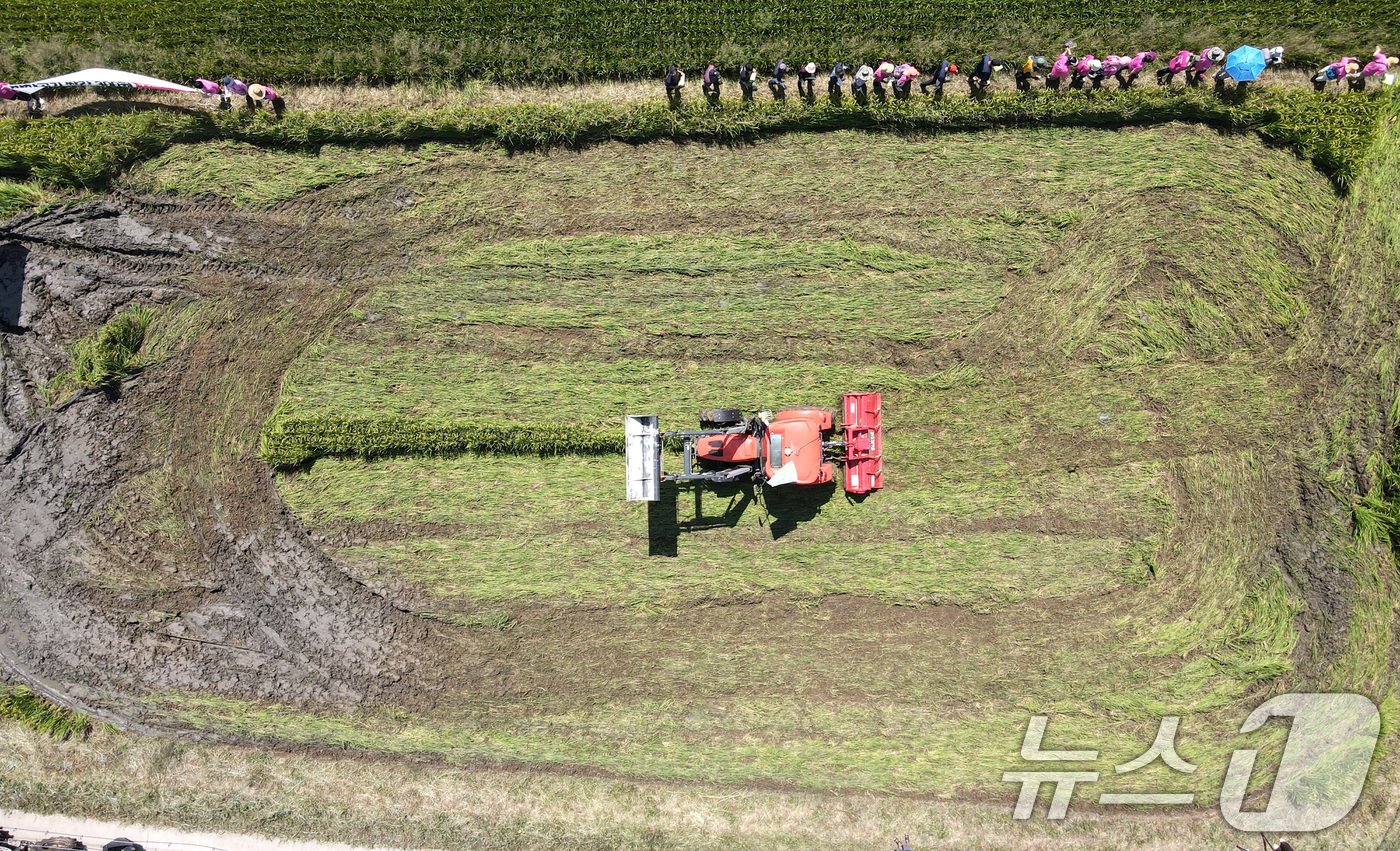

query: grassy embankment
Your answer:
[0,0,1393,83]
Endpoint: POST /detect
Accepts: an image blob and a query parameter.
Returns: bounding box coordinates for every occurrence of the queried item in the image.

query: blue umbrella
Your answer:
[1225,45,1267,81]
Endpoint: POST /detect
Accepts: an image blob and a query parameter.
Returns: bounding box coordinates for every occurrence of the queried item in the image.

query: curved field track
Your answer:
[2,116,1399,832]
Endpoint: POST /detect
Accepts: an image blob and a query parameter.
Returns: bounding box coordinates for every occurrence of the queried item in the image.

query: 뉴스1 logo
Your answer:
[1003,692,1381,832]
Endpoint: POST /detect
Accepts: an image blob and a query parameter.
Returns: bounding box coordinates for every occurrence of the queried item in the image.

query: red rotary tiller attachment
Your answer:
[840,392,884,495]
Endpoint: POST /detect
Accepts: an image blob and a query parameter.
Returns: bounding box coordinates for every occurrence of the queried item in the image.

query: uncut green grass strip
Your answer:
[0,88,1390,188]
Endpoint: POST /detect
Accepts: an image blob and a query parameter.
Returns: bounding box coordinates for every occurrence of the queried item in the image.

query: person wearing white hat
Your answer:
[797,61,818,98]
[852,64,874,101]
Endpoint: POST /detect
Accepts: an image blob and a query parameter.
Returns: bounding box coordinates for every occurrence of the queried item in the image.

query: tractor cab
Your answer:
[762,408,836,487]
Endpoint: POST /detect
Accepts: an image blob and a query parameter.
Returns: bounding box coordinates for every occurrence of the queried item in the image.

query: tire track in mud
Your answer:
[0,196,433,724]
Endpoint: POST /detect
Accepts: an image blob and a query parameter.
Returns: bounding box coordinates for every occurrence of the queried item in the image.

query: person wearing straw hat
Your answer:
[796,61,818,98]
[920,59,958,96]
[246,82,285,116]
[1185,47,1224,87]
[852,64,874,101]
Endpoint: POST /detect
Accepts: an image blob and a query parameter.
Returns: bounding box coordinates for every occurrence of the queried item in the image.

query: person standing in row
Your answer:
[197,76,235,109]
[701,63,721,100]
[872,61,895,100]
[1117,51,1156,88]
[828,62,848,96]
[1355,47,1396,89]
[1156,50,1193,85]
[892,63,919,98]
[853,64,873,100]
[1070,54,1097,89]
[796,62,817,98]
[663,65,684,103]
[246,83,285,116]
[1015,56,1048,91]
[738,60,757,100]
[1046,46,1074,90]
[769,59,789,99]
[1184,47,1224,87]
[967,54,1002,96]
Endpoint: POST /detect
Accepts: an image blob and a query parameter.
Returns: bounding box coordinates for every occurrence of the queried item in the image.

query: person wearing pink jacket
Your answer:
[1184,46,1224,87]
[0,81,43,116]
[893,63,920,99]
[1047,49,1074,90]
[1156,50,1194,86]
[195,77,232,109]
[1312,56,1360,91]
[872,60,895,100]
[1116,51,1156,88]
[1355,47,1398,89]
[1070,54,1098,90]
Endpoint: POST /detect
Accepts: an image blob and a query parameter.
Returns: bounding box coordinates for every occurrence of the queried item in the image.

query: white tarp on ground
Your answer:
[12,68,199,94]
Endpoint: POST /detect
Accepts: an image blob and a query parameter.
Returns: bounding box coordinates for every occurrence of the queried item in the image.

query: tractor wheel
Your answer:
[699,408,744,428]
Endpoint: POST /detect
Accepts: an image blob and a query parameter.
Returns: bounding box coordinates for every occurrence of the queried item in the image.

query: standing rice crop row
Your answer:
[0,0,1393,83]
[0,88,1391,190]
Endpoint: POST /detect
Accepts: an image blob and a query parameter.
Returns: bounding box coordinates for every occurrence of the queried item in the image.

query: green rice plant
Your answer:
[47,305,156,401]
[0,88,1391,190]
[0,686,91,741]
[0,178,50,217]
[260,414,621,468]
[0,0,1392,84]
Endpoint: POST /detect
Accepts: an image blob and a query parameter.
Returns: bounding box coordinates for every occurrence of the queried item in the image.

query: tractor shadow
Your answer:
[0,243,27,332]
[647,480,838,556]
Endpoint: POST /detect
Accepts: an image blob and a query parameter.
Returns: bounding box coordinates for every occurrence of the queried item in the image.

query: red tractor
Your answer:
[625,392,883,501]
